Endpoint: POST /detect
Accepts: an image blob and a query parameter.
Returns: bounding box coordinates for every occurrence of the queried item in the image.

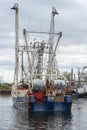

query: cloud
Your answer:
[57,44,87,70]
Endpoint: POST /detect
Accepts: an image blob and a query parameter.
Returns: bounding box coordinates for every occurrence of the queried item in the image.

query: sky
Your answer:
[0,0,87,83]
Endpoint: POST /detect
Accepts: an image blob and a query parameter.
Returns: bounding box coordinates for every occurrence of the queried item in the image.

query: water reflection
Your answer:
[13,110,72,130]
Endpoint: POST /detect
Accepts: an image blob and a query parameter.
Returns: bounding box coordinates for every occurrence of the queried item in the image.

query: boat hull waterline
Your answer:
[13,95,72,112]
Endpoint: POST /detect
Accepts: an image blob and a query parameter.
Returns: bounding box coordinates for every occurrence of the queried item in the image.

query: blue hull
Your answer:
[12,95,72,112]
[29,102,72,112]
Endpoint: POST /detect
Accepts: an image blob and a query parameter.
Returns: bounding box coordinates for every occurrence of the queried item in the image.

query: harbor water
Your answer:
[0,95,87,130]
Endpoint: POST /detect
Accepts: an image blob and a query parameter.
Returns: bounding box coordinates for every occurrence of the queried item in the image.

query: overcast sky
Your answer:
[0,0,87,83]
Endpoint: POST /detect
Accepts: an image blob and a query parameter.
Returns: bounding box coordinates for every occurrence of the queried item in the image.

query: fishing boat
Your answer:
[11,3,72,112]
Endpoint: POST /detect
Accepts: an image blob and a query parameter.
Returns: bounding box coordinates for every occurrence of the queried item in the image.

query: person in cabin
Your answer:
[28,83,33,95]
[46,79,50,88]
[49,82,53,94]
[45,79,50,95]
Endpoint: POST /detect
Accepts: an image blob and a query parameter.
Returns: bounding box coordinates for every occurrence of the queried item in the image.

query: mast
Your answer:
[11,3,19,85]
[49,7,58,47]
[46,7,59,79]
[49,7,58,64]
[21,50,24,83]
[49,7,58,75]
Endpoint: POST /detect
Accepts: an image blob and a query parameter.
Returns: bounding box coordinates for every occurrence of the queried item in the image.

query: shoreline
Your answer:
[0,89,11,94]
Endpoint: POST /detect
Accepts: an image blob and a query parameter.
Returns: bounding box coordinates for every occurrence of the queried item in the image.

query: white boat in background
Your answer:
[76,66,87,97]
